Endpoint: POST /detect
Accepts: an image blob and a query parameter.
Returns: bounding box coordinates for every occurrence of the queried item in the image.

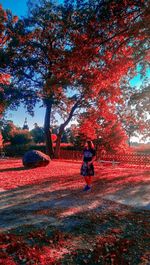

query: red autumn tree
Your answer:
[0,5,19,117]
[76,96,129,153]
[2,0,150,158]
[0,5,11,116]
[51,0,150,156]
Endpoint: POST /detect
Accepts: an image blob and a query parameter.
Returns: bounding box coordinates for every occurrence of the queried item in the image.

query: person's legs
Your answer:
[84,176,89,185]
[83,176,92,191]
[83,164,93,191]
[87,176,92,187]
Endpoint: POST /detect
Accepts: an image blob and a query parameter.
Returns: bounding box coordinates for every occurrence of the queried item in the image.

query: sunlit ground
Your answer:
[0,159,150,264]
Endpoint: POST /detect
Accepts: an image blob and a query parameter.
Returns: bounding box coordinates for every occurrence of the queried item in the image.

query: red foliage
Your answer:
[91,235,134,264]
[51,134,57,142]
[0,5,16,116]
[0,159,149,264]
[0,233,51,265]
[0,228,71,264]
[77,106,129,153]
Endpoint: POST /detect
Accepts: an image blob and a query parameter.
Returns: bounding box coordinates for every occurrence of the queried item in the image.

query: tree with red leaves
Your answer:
[0,5,20,118]
[0,5,11,116]
[2,0,150,158]
[76,99,128,153]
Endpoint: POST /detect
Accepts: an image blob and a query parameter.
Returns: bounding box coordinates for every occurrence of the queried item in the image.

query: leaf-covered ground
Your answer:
[0,159,150,264]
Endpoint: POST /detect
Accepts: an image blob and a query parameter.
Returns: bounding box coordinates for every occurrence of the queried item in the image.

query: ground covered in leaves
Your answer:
[0,159,150,264]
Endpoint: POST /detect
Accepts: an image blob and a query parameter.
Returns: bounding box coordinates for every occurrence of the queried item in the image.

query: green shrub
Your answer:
[4,144,46,157]
[10,130,32,145]
[60,145,82,151]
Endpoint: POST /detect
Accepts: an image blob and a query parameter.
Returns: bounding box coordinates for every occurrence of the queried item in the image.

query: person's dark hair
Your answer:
[85,140,95,149]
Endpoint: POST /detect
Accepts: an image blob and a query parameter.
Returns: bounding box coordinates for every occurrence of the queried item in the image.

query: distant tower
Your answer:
[23,118,29,130]
[34,123,38,128]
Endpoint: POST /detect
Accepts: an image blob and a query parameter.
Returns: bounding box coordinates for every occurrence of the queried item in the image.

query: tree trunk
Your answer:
[44,100,54,158]
[54,100,81,158]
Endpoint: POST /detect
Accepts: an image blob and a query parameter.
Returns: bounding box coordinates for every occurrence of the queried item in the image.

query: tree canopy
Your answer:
[1,0,150,156]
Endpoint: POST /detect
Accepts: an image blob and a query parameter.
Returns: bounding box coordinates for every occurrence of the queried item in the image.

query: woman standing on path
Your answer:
[81,140,96,191]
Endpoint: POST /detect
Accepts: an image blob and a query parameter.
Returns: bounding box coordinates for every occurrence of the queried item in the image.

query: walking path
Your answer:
[0,159,149,232]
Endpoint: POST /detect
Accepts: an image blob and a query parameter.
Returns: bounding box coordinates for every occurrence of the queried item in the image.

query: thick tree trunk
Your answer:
[44,100,54,158]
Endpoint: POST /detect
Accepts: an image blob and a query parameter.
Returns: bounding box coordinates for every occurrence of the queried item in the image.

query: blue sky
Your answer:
[0,0,28,16]
[1,0,149,133]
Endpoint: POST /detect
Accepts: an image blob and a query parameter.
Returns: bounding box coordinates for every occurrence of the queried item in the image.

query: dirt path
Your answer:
[0,160,149,232]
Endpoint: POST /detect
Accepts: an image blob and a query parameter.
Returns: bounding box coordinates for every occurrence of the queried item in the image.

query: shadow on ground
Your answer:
[0,160,149,232]
[0,160,150,264]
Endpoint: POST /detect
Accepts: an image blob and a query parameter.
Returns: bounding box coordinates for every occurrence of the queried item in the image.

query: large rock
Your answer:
[22,150,50,168]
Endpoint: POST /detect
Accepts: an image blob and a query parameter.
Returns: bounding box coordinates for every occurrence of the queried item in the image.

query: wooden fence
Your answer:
[60,150,150,167]
[60,150,82,160]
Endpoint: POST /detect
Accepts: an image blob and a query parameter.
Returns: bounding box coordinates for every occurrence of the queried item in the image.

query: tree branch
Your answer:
[59,99,82,133]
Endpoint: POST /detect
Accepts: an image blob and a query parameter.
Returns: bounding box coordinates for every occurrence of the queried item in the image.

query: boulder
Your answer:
[22,150,50,168]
